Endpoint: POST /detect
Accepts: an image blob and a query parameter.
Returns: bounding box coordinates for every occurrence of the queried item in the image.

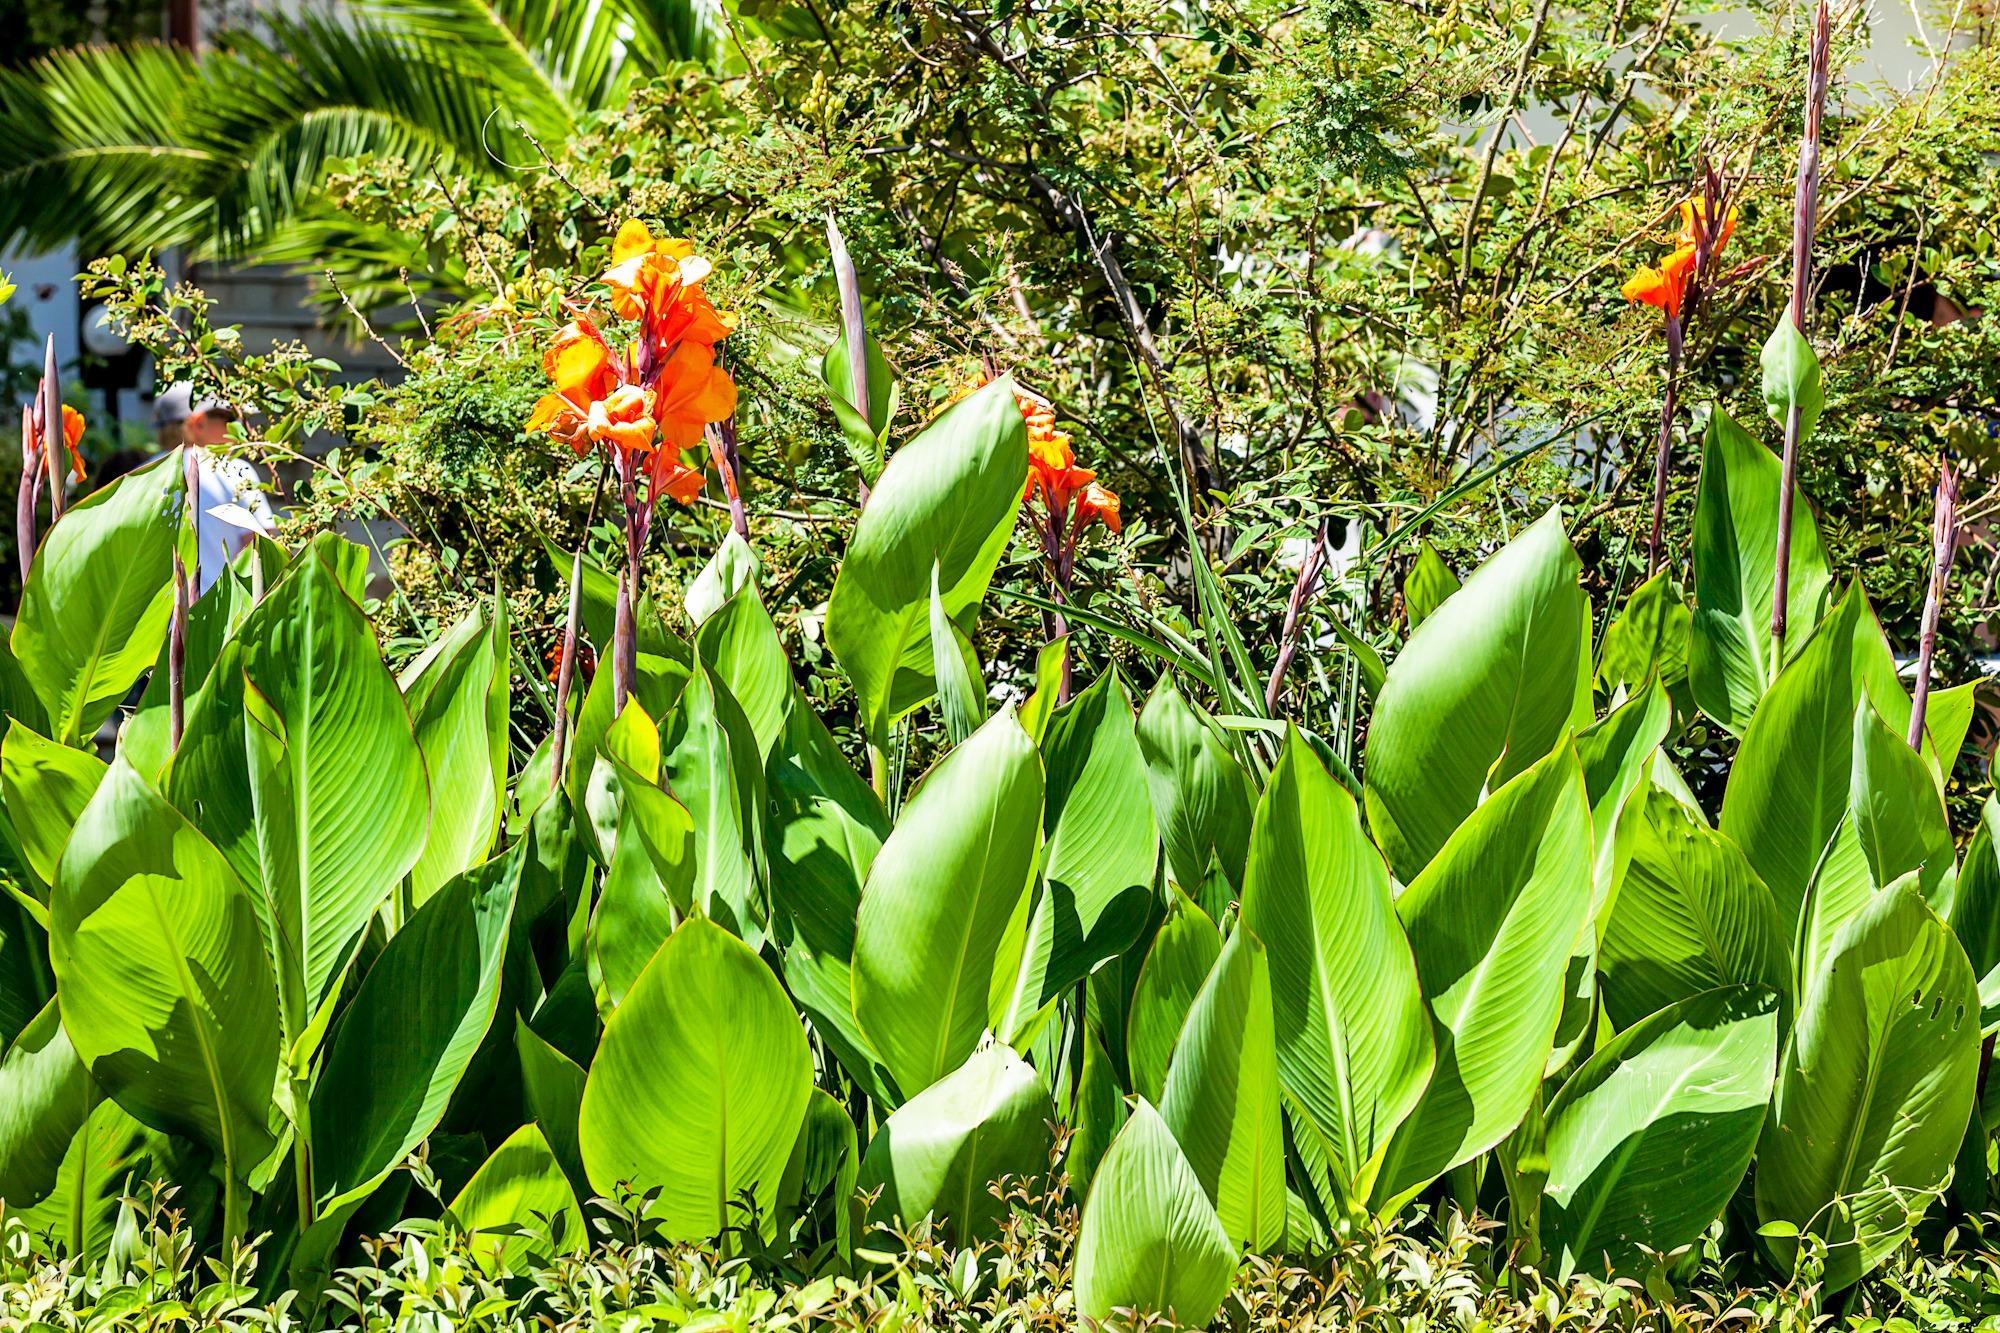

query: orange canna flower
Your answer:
[602,219,737,349]
[1076,481,1122,534]
[55,404,85,482]
[646,448,709,505]
[1675,198,1738,253]
[1621,243,1700,320]
[588,385,658,453]
[651,342,738,452]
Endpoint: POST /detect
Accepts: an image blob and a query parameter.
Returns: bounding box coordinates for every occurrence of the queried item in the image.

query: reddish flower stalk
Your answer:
[705,414,750,542]
[1646,313,1685,577]
[17,406,39,582]
[1908,456,1958,752]
[1267,520,1332,715]
[549,542,587,789]
[1772,0,1832,656]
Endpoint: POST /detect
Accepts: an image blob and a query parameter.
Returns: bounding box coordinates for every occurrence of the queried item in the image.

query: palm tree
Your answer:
[0,0,725,274]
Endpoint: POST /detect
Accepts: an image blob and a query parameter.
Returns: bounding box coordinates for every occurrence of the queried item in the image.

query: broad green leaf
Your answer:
[0,1000,88,1206]
[822,326,896,446]
[1756,885,1979,1288]
[1159,927,1286,1252]
[1690,409,1831,735]
[171,547,429,1040]
[1575,679,1672,922]
[826,377,1027,747]
[1848,696,1954,906]
[662,660,768,947]
[858,1043,1052,1244]
[587,764,696,1014]
[8,1089,158,1258]
[928,560,987,745]
[1364,509,1585,882]
[767,688,887,963]
[1067,1023,1126,1199]
[694,582,792,763]
[686,530,761,627]
[0,720,105,890]
[450,1123,584,1273]
[1136,677,1254,907]
[514,1015,588,1198]
[399,602,509,904]
[1949,796,2000,1032]
[1761,318,1825,443]
[1006,670,1158,1021]
[1326,613,1388,698]
[781,1087,861,1260]
[1374,744,1593,1210]
[1125,887,1222,1105]
[1542,985,1779,1276]
[852,709,1042,1101]
[1403,541,1459,630]
[1721,584,1907,928]
[579,917,812,1240]
[311,850,520,1211]
[11,451,183,746]
[1596,572,1691,712]
[1241,730,1430,1207]
[1600,790,1791,1031]
[1074,1099,1236,1328]
[50,758,280,1186]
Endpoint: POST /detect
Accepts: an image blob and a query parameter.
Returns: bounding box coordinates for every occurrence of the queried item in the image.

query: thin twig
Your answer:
[325,269,409,371]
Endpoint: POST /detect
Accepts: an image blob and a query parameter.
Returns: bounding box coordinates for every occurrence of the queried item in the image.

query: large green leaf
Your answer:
[0,720,105,891]
[858,1043,1052,1244]
[1756,884,1980,1288]
[49,758,280,1187]
[514,1015,588,1199]
[1403,541,1460,630]
[1541,985,1778,1276]
[1004,670,1159,1023]
[1159,926,1286,1253]
[450,1123,584,1273]
[826,377,1027,746]
[1066,1022,1127,1199]
[1689,409,1831,736]
[1596,572,1691,714]
[1720,584,1906,929]
[851,709,1043,1101]
[0,1000,88,1207]
[1074,1098,1237,1328]
[311,850,519,1210]
[399,601,509,904]
[1373,744,1593,1210]
[1848,696,1954,906]
[578,917,811,1240]
[1949,796,2000,1032]
[1125,887,1222,1105]
[10,451,183,746]
[1136,677,1254,909]
[7,1090,160,1258]
[662,659,768,948]
[694,584,793,765]
[169,546,430,1039]
[1240,730,1430,1209]
[1600,790,1791,1030]
[1364,509,1586,882]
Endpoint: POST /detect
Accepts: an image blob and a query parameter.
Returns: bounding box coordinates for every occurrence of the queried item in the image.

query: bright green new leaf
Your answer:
[1760,318,1825,443]
[0,720,105,891]
[1600,790,1791,1031]
[1125,886,1221,1106]
[858,1043,1052,1244]
[1374,744,1593,1210]
[852,708,1042,1101]
[1756,884,1979,1288]
[311,850,519,1210]
[1403,541,1460,630]
[928,560,987,744]
[1241,730,1430,1207]
[1542,985,1779,1276]
[1596,572,1691,712]
[1848,696,1955,906]
[662,660,768,947]
[451,1123,584,1272]
[1159,926,1287,1252]
[1690,409,1831,735]
[50,758,280,1188]
[514,1015,588,1197]
[1074,1098,1237,1328]
[1136,677,1254,908]
[826,376,1026,746]
[685,530,761,628]
[11,451,184,746]
[579,917,812,1240]
[1364,509,1585,882]
[399,601,509,904]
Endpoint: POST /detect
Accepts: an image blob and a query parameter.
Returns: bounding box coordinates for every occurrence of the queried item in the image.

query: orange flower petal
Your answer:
[612,219,657,265]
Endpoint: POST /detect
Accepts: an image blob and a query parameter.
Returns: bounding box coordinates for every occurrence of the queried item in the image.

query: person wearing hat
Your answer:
[151,383,275,592]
